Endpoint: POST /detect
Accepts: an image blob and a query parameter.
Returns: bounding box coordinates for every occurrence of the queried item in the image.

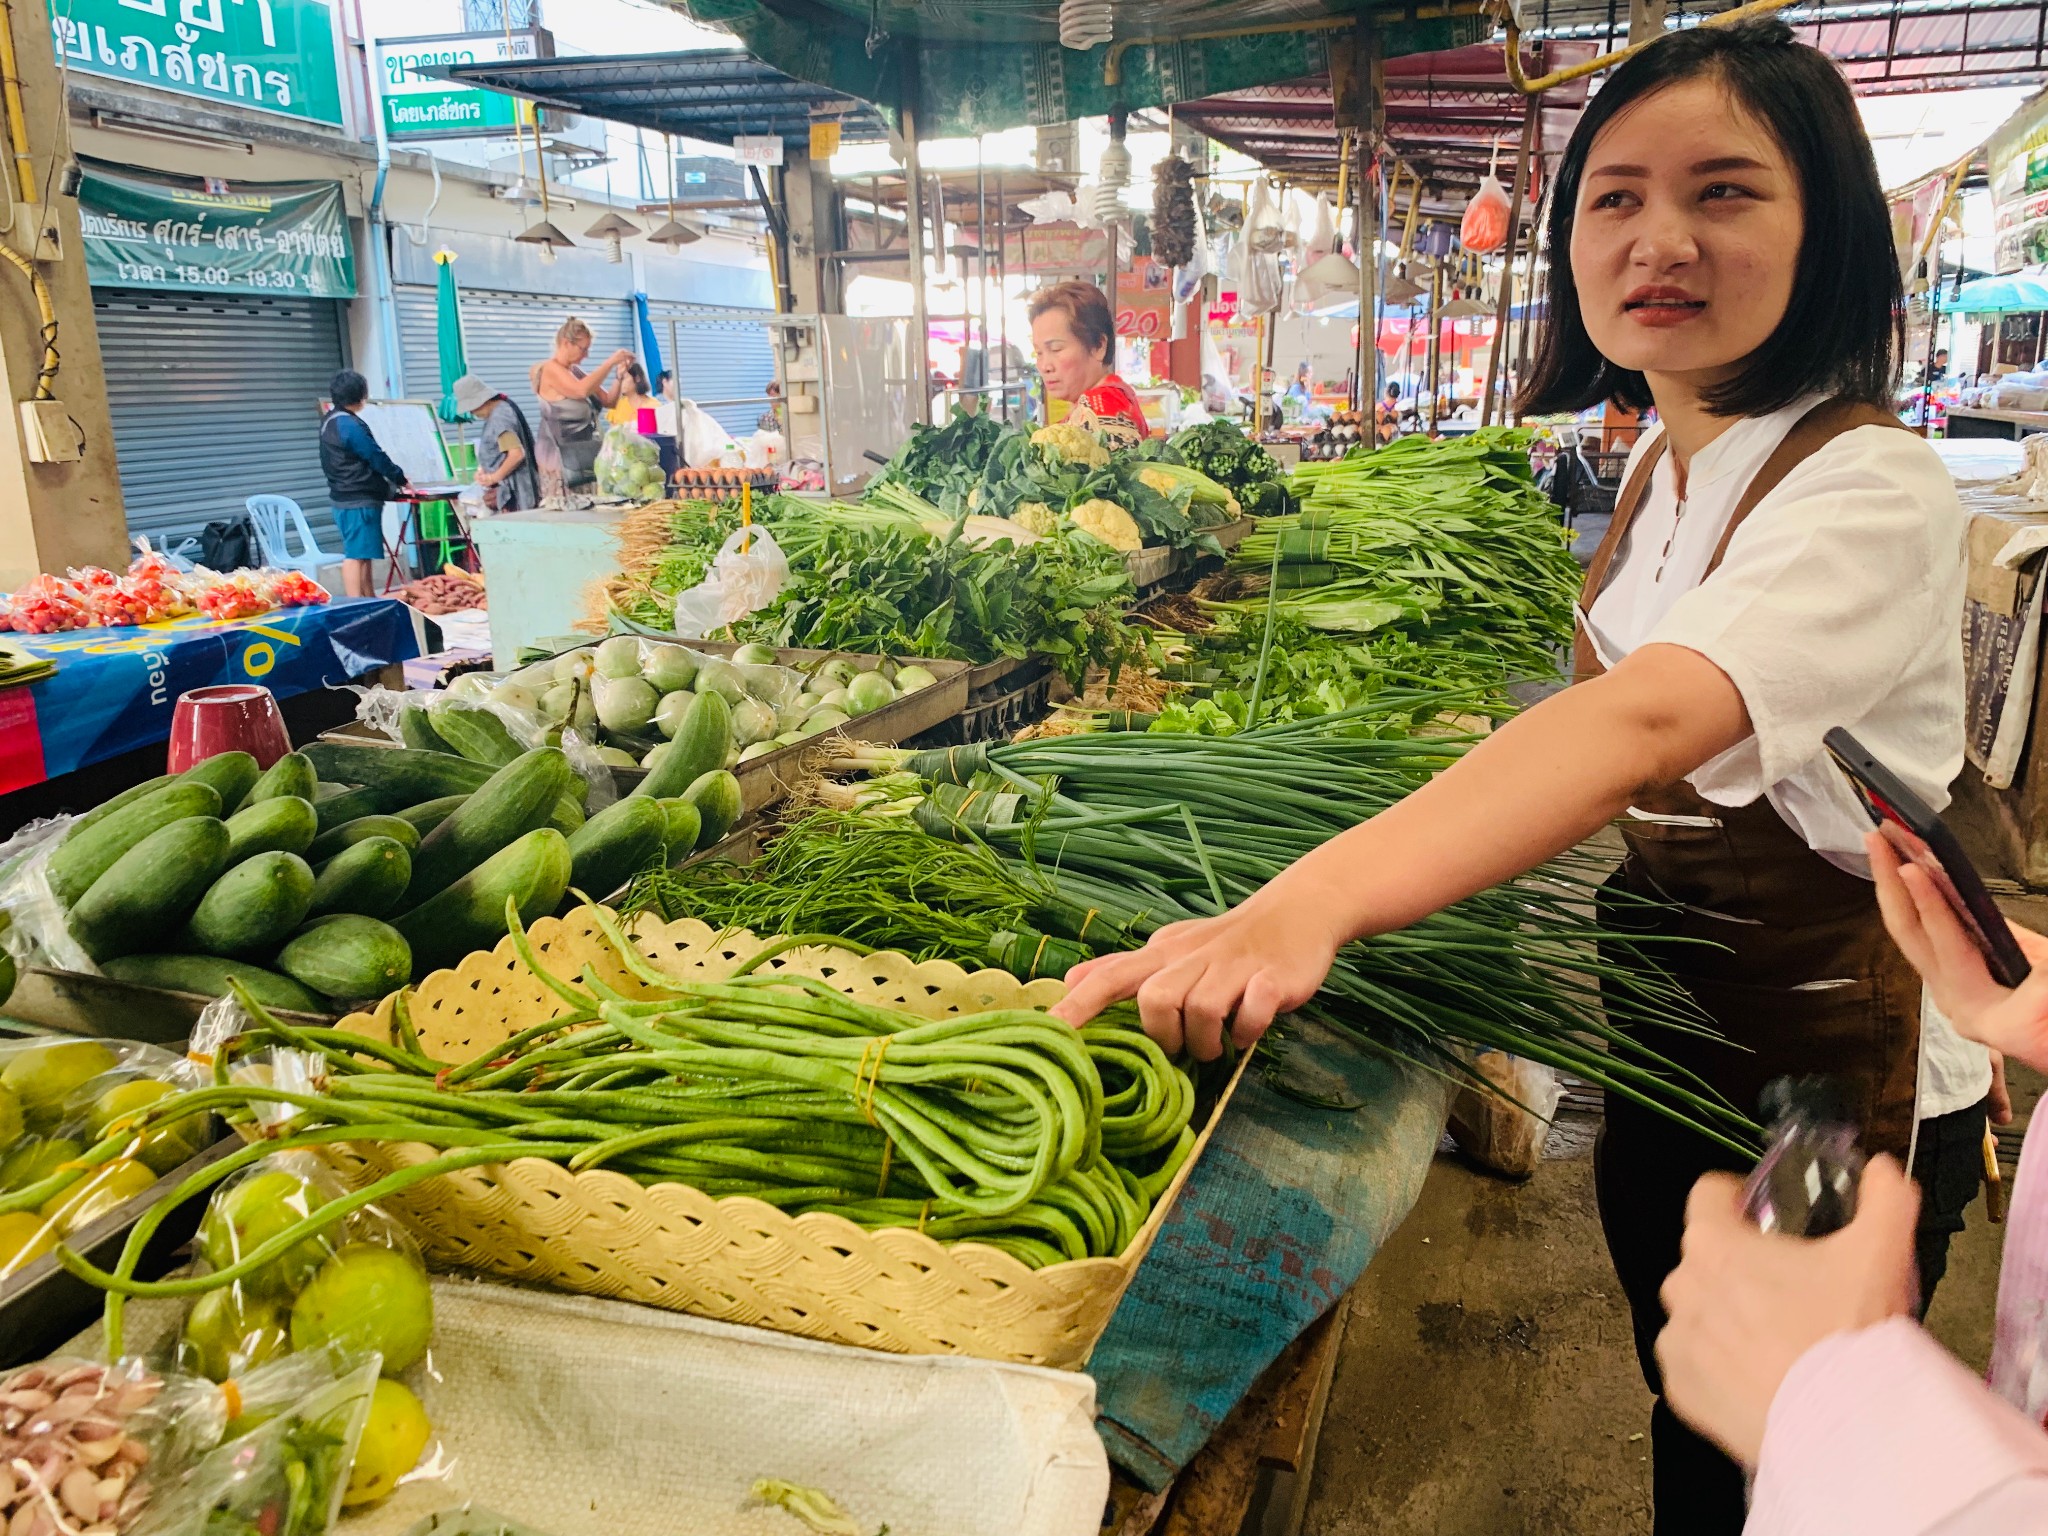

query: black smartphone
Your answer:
[1823,726,2032,988]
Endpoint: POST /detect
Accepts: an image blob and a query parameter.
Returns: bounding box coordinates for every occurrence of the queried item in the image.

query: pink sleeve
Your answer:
[1747,1319,2048,1535]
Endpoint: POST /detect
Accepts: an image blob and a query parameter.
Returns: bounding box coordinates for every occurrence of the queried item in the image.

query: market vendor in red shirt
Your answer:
[1029,280,1150,446]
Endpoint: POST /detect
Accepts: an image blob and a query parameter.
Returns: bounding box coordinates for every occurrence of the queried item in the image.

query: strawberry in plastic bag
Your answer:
[1461,174,1510,254]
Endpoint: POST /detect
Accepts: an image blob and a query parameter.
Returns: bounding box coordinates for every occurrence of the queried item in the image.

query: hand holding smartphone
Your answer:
[1823,727,2032,988]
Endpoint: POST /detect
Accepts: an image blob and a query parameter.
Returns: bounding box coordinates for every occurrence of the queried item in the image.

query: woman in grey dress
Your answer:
[534,316,631,491]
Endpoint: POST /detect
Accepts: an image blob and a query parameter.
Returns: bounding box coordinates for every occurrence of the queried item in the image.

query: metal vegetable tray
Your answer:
[0,1138,238,1370]
[322,643,970,815]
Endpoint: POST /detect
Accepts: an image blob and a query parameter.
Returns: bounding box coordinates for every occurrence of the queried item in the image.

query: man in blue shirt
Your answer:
[319,370,410,597]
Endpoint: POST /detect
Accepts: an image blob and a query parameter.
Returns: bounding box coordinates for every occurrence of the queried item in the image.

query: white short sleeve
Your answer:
[1645,426,1966,805]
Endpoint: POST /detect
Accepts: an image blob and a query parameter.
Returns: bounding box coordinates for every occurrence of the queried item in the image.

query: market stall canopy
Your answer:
[435,49,891,146]
[652,0,1488,137]
[1950,269,2048,316]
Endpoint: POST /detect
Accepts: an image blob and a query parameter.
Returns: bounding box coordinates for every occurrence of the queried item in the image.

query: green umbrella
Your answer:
[435,248,468,423]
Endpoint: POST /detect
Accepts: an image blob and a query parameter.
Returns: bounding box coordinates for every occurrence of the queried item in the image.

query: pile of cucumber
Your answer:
[46,730,742,1015]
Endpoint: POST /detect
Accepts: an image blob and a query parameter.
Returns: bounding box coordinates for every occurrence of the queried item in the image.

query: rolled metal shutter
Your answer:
[648,303,777,439]
[396,287,634,432]
[95,288,346,554]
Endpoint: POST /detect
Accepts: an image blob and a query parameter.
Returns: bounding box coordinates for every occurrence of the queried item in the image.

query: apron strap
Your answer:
[1571,435,1669,681]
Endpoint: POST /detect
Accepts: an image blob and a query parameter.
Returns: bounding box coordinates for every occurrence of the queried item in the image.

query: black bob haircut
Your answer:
[329,369,370,409]
[1517,18,1901,420]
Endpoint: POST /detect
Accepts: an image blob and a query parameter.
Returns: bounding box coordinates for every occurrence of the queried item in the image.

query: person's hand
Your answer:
[1990,1049,2015,1125]
[1868,829,2048,1074]
[1049,883,1348,1056]
[1657,1157,1921,1468]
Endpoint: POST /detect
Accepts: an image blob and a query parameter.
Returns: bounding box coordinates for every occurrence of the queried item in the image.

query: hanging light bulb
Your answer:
[1058,0,1114,51]
[1092,130,1132,226]
[585,211,640,266]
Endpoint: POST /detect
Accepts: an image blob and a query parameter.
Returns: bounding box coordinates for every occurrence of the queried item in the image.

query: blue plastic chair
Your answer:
[244,495,336,579]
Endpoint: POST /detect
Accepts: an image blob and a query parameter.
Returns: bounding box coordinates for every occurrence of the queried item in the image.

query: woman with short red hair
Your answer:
[1028,280,1149,443]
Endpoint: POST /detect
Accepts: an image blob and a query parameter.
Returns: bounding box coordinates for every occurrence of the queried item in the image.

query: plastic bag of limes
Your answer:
[175,1150,443,1512]
[594,424,668,502]
[0,1035,212,1282]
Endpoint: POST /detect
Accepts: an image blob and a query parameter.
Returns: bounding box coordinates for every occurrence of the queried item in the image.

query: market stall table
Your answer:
[0,596,419,808]
[1946,405,2048,441]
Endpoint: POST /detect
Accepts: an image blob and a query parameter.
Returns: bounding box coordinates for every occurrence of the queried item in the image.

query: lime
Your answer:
[180,1287,291,1382]
[341,1378,432,1507]
[89,1078,206,1176]
[290,1244,433,1376]
[0,1135,82,1194]
[0,1082,20,1151]
[1,1039,117,1127]
[38,1157,155,1234]
[198,1167,334,1298]
[0,1211,56,1277]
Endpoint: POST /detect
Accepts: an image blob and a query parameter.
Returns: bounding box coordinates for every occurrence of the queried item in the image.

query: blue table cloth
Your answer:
[1092,1020,1449,1489]
[0,598,418,790]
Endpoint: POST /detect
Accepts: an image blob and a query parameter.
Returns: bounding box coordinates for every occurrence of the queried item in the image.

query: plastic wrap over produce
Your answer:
[671,526,790,638]
[0,813,97,975]
[354,687,618,812]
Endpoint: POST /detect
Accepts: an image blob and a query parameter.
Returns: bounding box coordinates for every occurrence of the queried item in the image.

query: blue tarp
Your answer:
[2,597,419,788]
[1091,1020,1449,1488]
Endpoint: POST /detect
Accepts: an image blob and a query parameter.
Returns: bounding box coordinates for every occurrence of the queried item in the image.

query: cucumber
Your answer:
[550,793,586,834]
[313,782,349,802]
[306,814,421,865]
[392,794,469,839]
[680,769,743,849]
[65,774,175,839]
[69,817,231,962]
[393,827,572,980]
[275,914,412,1003]
[399,703,455,754]
[564,796,669,904]
[404,748,573,906]
[632,690,729,801]
[179,752,261,817]
[433,702,525,768]
[48,782,223,908]
[102,953,325,1013]
[313,784,407,833]
[244,752,317,806]
[658,798,702,859]
[307,836,412,920]
[302,742,496,802]
[183,851,315,958]
[223,795,319,865]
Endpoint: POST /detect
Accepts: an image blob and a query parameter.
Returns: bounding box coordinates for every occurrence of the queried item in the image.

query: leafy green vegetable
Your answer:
[1166,420,1295,517]
[874,405,1007,507]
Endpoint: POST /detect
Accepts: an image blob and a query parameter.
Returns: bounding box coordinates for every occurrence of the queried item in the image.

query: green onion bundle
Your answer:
[652,713,1752,1151]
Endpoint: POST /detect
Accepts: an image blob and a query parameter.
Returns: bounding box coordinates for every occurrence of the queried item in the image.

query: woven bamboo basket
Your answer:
[327,907,1243,1370]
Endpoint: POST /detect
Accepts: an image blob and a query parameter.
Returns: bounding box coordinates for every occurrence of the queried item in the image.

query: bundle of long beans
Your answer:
[13,908,1200,1350]
[726,712,1753,1152]
[1217,430,1579,683]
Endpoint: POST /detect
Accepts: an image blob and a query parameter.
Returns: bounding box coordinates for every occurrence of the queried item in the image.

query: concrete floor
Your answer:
[1301,1068,2039,1535]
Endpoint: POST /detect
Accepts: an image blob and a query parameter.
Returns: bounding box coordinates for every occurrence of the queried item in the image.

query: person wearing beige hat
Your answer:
[456,374,540,513]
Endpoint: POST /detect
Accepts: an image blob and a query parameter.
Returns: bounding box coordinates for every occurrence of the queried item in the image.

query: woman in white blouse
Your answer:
[1056,20,1985,1534]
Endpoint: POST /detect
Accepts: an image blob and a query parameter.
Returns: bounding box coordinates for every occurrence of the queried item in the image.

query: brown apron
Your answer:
[1578,399,1920,1156]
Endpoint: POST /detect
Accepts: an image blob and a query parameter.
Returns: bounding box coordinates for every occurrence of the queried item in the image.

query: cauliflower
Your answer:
[1010,502,1061,536]
[967,484,984,511]
[1069,498,1143,551]
[1030,423,1111,468]
[1138,466,1182,498]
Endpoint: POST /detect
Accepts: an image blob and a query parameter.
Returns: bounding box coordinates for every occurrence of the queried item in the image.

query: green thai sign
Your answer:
[375,30,542,141]
[51,0,344,127]
[78,163,357,298]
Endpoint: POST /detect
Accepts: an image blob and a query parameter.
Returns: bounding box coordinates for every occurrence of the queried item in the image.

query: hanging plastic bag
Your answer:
[1461,144,1511,254]
[675,400,742,470]
[1303,193,1336,270]
[594,423,666,502]
[1244,177,1285,253]
[671,526,791,638]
